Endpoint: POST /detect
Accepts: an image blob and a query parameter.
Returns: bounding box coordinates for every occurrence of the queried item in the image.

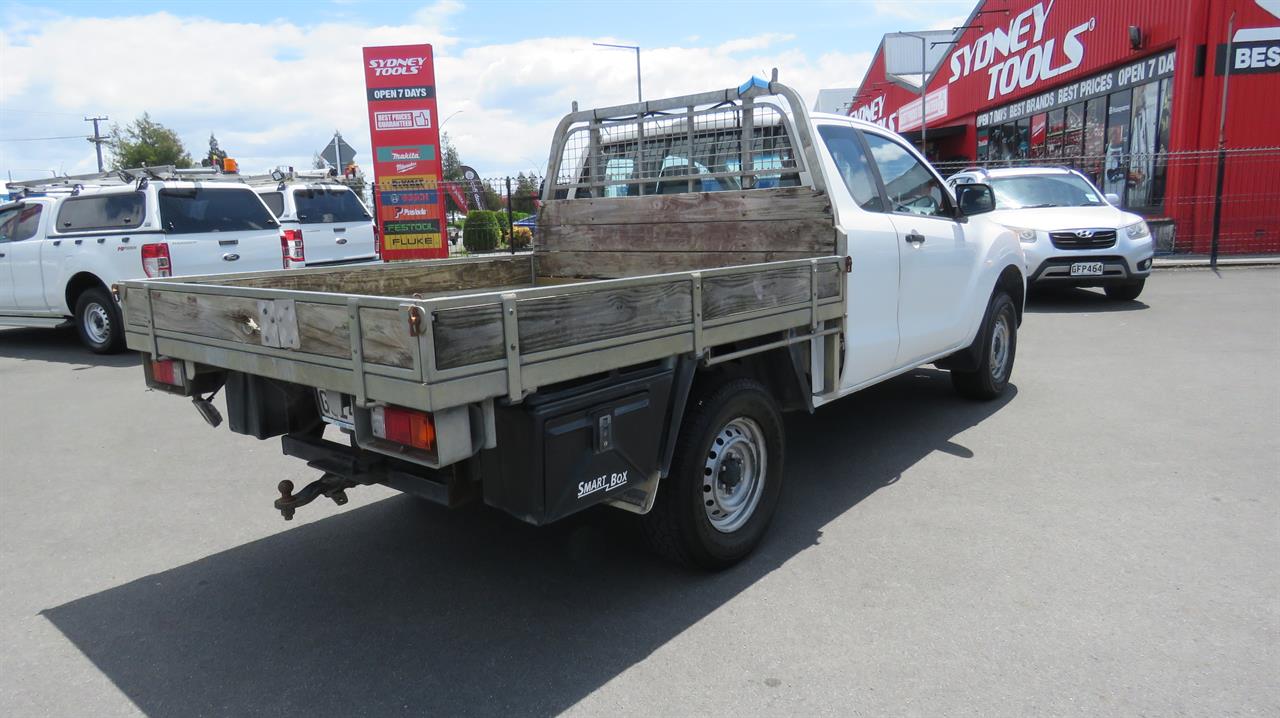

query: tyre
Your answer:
[1104,279,1145,301]
[641,376,785,570]
[74,286,125,354]
[951,291,1017,400]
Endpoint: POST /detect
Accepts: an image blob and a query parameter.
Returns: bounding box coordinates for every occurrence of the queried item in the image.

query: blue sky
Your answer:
[1,0,975,181]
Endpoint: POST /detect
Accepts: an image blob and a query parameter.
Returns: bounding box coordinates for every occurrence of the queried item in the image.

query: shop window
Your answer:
[1016,118,1030,160]
[1103,89,1132,206]
[1127,82,1160,208]
[1082,98,1107,186]
[1062,103,1084,164]
[976,127,990,162]
[1150,77,1174,208]
[1029,113,1047,159]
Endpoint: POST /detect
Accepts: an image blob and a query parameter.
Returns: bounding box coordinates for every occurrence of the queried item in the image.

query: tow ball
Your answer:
[274,475,354,520]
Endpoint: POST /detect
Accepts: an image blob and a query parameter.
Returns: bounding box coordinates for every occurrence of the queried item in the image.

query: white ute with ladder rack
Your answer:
[122,74,1026,568]
[1,166,287,352]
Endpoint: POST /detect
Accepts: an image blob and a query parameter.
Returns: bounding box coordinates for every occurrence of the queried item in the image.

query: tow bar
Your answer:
[274,476,354,520]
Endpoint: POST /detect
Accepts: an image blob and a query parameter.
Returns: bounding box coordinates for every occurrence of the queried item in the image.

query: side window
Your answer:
[860,133,952,218]
[816,124,884,212]
[56,192,146,232]
[9,204,43,241]
[0,207,19,242]
[260,192,285,217]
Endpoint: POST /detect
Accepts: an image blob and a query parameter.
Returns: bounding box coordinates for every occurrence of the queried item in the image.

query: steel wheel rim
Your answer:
[989,312,1010,382]
[703,416,767,533]
[83,302,111,345]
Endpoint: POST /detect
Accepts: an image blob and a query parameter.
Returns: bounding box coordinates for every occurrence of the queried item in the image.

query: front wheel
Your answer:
[1104,278,1146,301]
[74,286,125,354]
[641,376,784,570]
[951,291,1017,400]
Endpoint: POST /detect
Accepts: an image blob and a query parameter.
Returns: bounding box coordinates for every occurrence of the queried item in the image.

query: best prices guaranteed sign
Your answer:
[363,44,448,260]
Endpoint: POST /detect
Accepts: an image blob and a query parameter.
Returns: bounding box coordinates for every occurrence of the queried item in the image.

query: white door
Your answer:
[812,123,902,391]
[0,201,50,310]
[860,132,976,365]
[292,187,377,265]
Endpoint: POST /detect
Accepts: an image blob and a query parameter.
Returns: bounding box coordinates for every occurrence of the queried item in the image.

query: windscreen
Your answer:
[158,188,278,234]
[988,175,1107,209]
[292,188,370,223]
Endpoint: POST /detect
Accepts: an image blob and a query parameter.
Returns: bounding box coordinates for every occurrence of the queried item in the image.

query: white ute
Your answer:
[252,176,378,267]
[947,166,1154,301]
[1,168,285,352]
[122,76,1027,568]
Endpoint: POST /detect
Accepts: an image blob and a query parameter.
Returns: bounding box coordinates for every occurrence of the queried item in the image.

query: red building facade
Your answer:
[848,0,1280,254]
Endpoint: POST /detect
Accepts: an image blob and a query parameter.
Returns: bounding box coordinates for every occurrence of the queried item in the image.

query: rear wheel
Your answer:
[1104,279,1145,301]
[641,376,784,570]
[74,286,125,354]
[951,291,1017,400]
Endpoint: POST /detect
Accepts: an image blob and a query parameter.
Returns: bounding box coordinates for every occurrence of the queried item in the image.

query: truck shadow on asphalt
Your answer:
[42,369,1014,718]
[0,327,139,368]
[1025,287,1149,314]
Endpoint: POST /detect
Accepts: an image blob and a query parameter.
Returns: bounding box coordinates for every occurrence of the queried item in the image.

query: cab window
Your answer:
[860,133,952,218]
[817,124,884,212]
[259,192,285,217]
[0,204,43,242]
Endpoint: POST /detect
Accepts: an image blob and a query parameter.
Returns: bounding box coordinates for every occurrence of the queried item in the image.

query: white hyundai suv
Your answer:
[947,167,1154,301]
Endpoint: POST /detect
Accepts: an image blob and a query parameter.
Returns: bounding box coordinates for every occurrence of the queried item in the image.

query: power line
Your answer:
[0,135,87,142]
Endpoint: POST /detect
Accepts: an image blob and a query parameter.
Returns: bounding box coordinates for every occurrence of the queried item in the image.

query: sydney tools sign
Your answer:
[363,44,447,260]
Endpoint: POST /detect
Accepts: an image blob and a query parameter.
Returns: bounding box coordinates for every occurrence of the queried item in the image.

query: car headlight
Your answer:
[1125,221,1151,240]
[1001,225,1038,243]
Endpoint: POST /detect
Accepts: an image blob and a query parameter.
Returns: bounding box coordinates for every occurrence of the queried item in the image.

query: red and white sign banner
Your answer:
[363,44,448,260]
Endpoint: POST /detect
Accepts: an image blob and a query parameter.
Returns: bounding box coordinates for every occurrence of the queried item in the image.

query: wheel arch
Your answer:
[65,271,110,315]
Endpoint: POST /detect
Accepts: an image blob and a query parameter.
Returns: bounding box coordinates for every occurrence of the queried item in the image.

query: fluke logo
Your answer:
[368,57,426,76]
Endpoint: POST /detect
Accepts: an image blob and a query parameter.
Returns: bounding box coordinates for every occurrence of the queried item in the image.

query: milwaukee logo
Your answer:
[395,162,419,173]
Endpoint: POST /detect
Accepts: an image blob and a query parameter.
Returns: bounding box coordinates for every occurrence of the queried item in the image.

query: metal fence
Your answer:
[433,174,544,258]
[934,146,1280,259]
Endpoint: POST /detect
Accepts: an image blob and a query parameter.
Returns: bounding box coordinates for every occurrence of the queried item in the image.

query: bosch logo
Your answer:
[368,57,426,76]
[1074,230,1095,238]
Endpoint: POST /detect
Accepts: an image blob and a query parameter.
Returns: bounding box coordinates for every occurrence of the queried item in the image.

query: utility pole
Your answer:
[84,115,108,172]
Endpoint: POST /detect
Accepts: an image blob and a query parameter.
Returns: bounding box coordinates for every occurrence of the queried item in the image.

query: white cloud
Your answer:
[0,5,869,181]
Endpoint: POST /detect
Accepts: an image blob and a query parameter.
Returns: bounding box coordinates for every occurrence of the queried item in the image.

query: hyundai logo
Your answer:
[1074,229,1095,238]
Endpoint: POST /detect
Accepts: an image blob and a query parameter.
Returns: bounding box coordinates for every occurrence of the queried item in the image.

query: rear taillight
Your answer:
[371,405,436,452]
[141,242,171,278]
[150,358,184,386]
[281,228,305,267]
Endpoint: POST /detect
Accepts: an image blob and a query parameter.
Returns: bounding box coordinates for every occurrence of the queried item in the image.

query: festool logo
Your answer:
[376,145,436,162]
[384,220,441,234]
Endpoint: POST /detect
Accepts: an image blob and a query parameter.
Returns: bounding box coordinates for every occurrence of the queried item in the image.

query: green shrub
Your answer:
[493,210,510,239]
[512,211,531,222]
[510,225,533,251]
[463,210,500,253]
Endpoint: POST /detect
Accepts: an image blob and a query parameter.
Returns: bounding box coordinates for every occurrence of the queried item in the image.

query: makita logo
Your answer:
[395,207,429,218]
[390,150,419,160]
[368,57,426,76]
[395,162,419,173]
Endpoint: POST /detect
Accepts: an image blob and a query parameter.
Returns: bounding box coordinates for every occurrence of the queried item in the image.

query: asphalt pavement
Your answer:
[1,267,1276,717]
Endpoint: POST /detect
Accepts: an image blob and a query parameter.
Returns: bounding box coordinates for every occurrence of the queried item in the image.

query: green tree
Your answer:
[108,113,193,170]
[441,132,463,181]
[462,210,500,253]
[202,133,228,168]
[511,172,540,214]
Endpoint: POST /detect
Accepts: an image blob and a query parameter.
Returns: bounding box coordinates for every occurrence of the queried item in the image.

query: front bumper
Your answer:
[1028,255,1153,286]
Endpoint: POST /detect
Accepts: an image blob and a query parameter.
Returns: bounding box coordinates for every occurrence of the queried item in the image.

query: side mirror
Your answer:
[956,183,996,216]
[1104,192,1121,205]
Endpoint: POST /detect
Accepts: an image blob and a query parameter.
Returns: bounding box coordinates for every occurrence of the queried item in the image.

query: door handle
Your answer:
[218,239,239,246]
[905,232,926,244]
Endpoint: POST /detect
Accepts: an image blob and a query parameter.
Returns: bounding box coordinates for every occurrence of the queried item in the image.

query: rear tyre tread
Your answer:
[74,286,125,354]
